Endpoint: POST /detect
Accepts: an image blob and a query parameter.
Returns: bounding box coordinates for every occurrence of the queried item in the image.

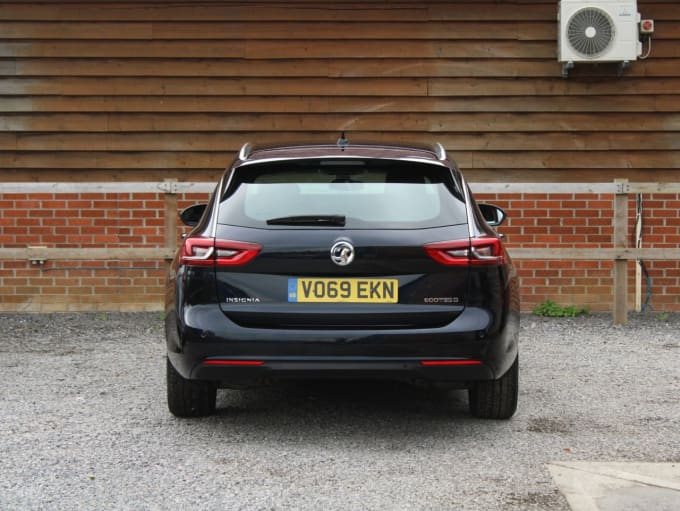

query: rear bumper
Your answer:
[166,303,519,386]
[189,356,494,387]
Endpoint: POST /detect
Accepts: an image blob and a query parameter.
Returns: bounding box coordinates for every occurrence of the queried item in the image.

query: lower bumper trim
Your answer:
[189,356,495,385]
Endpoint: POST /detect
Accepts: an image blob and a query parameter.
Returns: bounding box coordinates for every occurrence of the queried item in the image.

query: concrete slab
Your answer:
[548,462,680,511]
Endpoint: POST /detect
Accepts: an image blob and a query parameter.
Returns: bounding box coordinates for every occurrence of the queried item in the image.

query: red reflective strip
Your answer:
[203,360,264,366]
[420,360,482,366]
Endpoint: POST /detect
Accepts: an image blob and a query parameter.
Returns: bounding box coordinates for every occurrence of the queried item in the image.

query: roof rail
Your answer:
[238,142,252,161]
[433,142,447,161]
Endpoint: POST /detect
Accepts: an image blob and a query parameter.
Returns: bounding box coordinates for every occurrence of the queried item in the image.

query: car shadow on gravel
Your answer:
[200,380,505,443]
[218,379,469,416]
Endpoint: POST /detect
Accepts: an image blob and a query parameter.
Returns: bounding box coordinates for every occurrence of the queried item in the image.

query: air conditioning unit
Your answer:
[558,0,641,77]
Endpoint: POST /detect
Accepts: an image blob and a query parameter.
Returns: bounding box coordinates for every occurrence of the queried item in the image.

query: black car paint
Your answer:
[165,146,519,393]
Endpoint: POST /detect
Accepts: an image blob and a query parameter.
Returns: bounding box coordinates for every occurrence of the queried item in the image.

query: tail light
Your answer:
[180,237,261,267]
[420,360,482,366]
[203,359,264,366]
[425,237,505,266]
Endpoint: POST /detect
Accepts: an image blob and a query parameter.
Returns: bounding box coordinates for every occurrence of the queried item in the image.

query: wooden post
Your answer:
[613,179,629,325]
[163,179,178,264]
[635,197,642,312]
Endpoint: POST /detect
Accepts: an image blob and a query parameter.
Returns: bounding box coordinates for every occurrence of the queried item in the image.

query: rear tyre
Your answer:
[167,357,217,418]
[468,356,518,420]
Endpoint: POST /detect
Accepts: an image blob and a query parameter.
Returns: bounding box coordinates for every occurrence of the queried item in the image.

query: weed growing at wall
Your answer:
[533,300,589,318]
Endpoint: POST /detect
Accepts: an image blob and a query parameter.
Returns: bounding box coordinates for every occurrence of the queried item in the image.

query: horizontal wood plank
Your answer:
[428,78,680,96]
[8,179,676,195]
[1,95,678,114]
[0,77,429,96]
[2,40,679,59]
[7,132,680,152]
[1,2,678,23]
[4,168,680,184]
[11,181,679,194]
[0,247,175,261]
[0,168,226,182]
[3,246,680,263]
[1,151,678,170]
[4,77,680,96]
[0,3,553,22]
[2,113,679,132]
[460,169,680,183]
[0,0,678,187]
[0,21,559,40]
[508,248,680,261]
[4,58,680,78]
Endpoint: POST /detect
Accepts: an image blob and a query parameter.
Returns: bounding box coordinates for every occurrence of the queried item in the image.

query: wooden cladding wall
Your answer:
[1,0,679,183]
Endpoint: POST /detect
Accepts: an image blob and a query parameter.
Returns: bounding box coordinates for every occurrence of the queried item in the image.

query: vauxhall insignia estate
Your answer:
[165,141,520,419]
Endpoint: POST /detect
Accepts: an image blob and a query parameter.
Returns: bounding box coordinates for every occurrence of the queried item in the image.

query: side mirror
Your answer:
[478,203,506,227]
[179,204,207,227]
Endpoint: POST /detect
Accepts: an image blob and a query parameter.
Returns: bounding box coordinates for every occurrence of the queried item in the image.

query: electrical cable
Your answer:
[640,261,654,312]
[42,266,162,272]
[633,193,654,312]
[639,36,653,60]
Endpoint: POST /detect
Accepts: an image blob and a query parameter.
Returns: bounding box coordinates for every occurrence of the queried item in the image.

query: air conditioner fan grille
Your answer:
[567,7,615,58]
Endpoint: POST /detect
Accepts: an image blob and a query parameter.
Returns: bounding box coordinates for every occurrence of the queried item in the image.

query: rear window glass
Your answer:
[217,159,467,229]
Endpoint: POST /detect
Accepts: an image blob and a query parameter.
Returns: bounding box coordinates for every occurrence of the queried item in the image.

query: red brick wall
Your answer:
[639,194,680,311]
[476,192,680,312]
[1,190,679,312]
[1,1,678,313]
[0,192,205,312]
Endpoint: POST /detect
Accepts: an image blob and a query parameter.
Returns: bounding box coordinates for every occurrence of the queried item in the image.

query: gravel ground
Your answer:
[1,312,679,510]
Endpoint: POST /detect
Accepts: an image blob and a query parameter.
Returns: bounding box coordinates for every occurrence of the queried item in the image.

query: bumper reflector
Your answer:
[203,360,264,366]
[420,360,482,366]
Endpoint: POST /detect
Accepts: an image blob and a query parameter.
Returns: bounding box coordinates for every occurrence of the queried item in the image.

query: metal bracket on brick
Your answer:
[158,180,179,194]
[615,182,631,195]
[27,246,48,266]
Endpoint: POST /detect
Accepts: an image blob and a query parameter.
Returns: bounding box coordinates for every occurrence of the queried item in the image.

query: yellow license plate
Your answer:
[288,278,398,303]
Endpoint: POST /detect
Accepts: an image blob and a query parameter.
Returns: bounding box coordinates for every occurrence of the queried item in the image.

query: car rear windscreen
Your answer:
[218,159,468,229]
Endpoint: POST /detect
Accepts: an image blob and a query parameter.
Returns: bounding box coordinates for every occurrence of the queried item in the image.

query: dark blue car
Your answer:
[165,142,520,419]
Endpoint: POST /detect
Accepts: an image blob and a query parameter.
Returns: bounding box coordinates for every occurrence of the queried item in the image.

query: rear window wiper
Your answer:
[266,215,346,226]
